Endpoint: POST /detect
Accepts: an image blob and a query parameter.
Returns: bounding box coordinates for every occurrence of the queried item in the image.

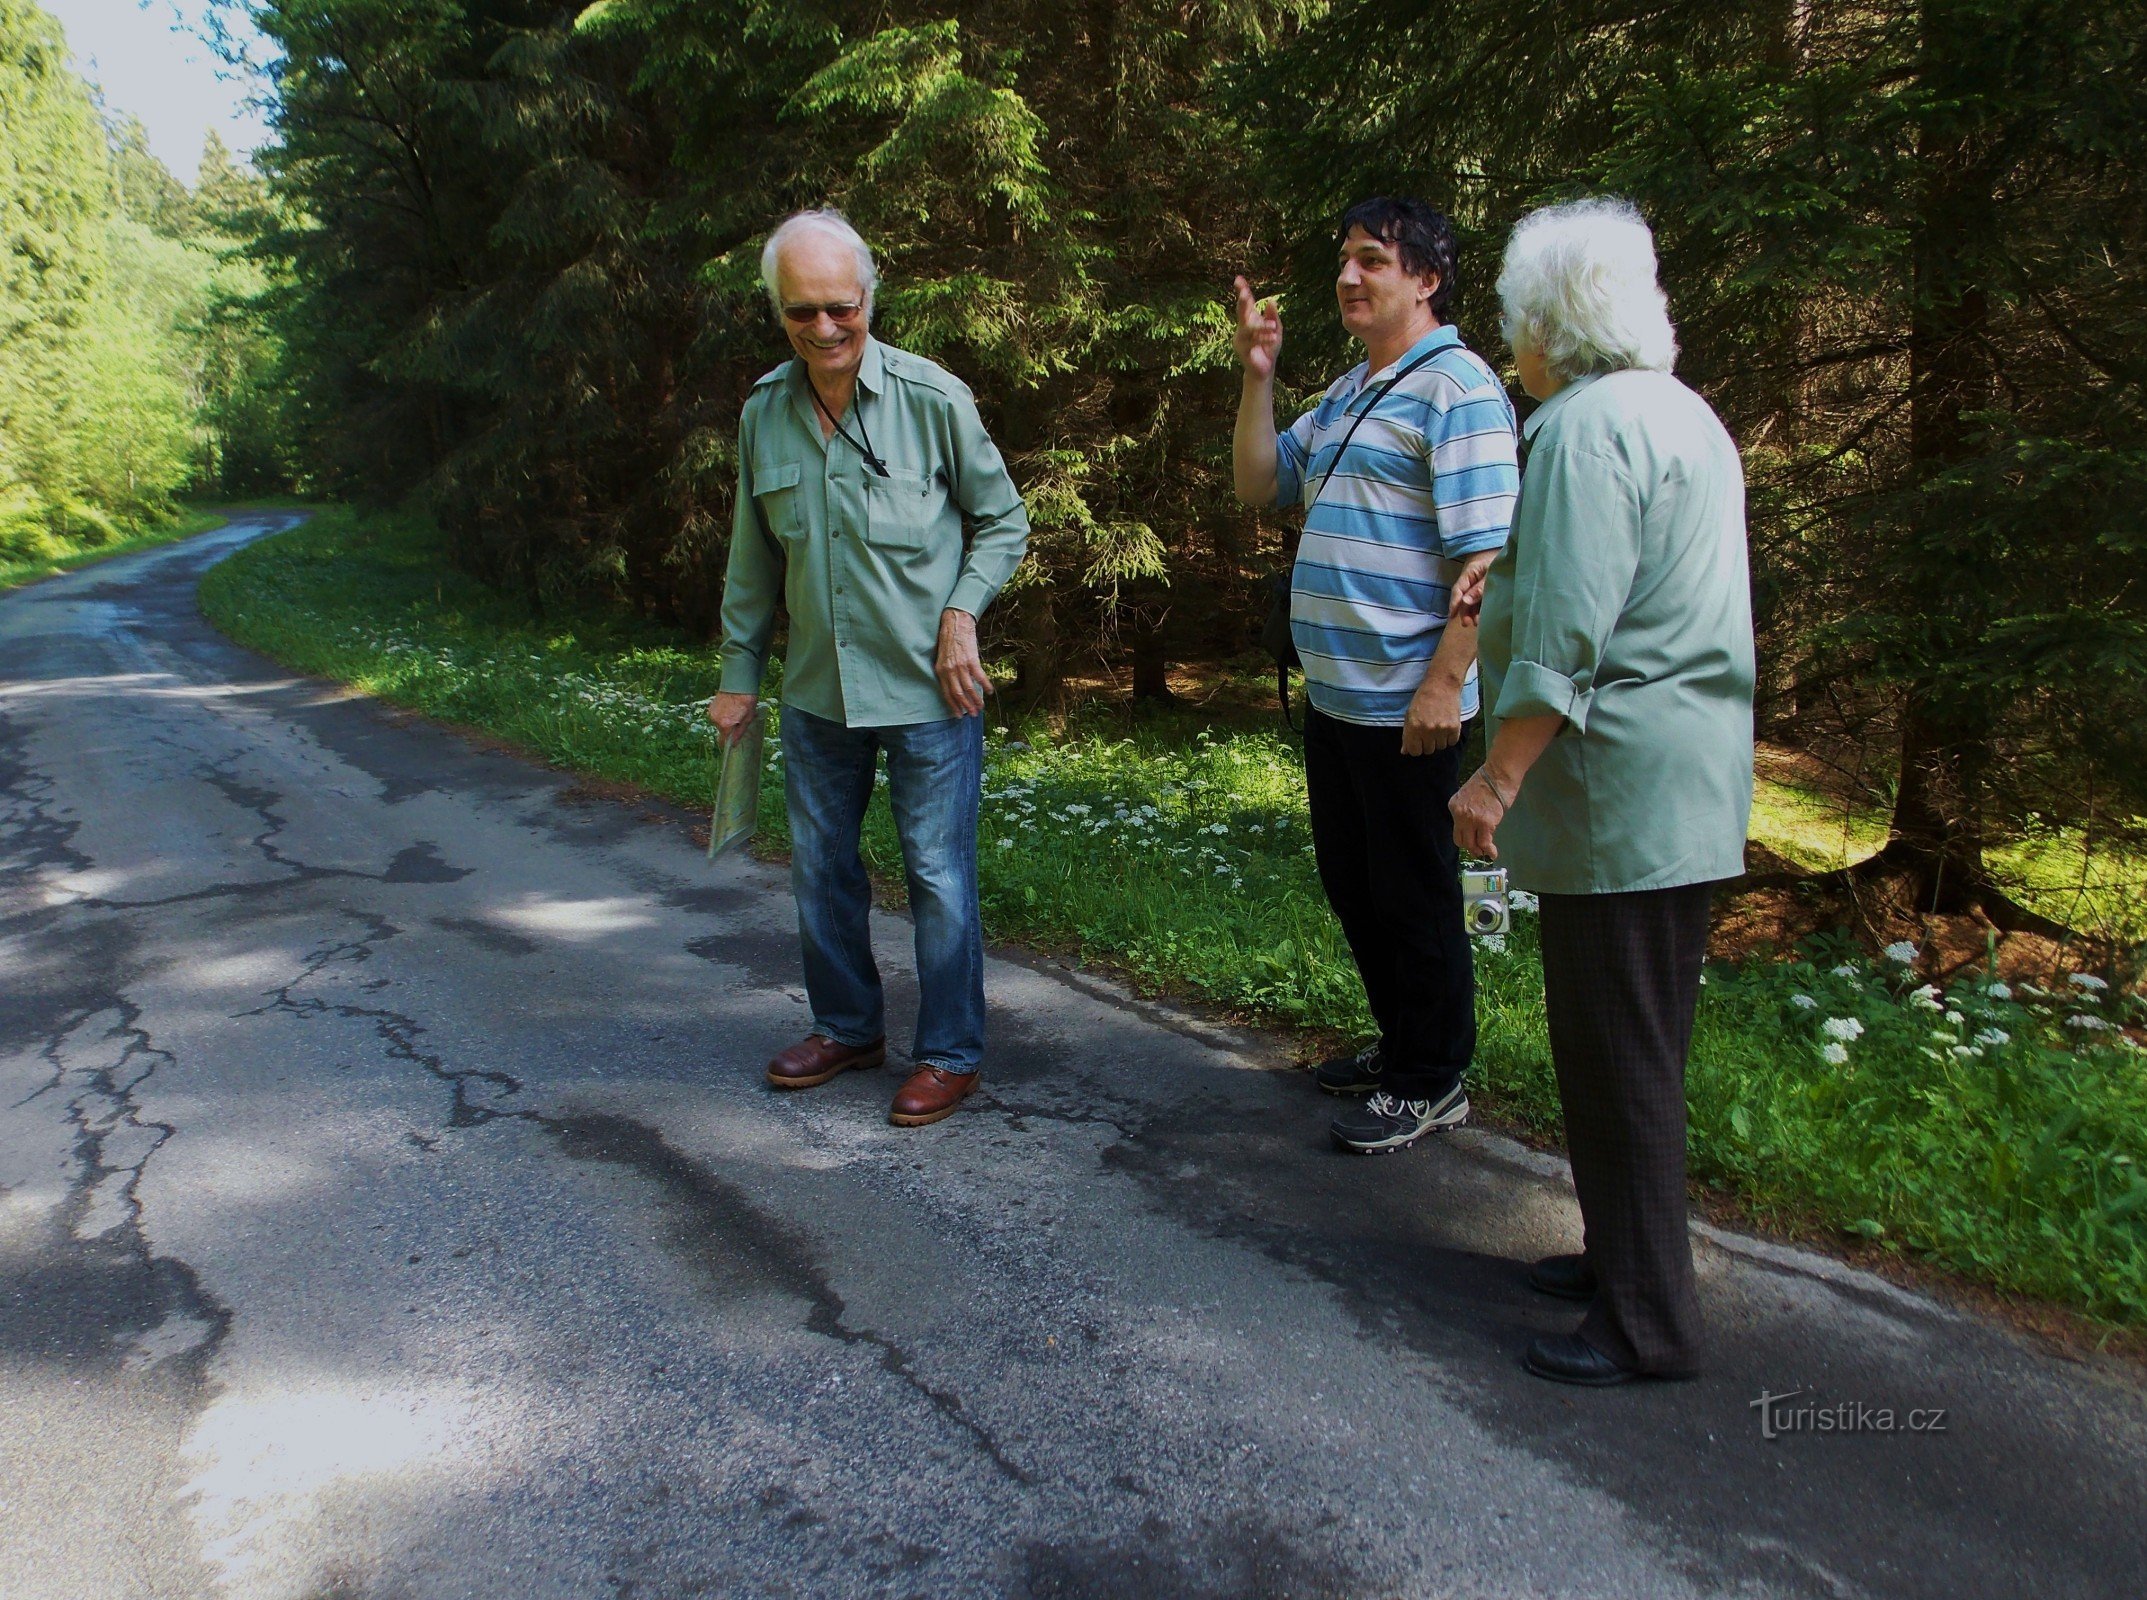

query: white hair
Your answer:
[760,209,878,318]
[1496,198,1677,380]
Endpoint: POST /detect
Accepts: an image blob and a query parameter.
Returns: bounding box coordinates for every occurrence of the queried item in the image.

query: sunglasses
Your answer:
[781,301,864,324]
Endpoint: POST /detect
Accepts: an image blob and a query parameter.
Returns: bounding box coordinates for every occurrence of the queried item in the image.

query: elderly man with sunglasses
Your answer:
[709,209,1030,1127]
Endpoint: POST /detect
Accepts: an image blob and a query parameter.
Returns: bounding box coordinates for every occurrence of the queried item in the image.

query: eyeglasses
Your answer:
[781,301,864,324]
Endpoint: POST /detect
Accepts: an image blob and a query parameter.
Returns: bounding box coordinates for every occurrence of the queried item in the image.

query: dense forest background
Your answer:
[0,0,288,553]
[4,0,2144,941]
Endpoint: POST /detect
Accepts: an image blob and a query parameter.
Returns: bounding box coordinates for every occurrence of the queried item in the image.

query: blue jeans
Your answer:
[781,703,986,1073]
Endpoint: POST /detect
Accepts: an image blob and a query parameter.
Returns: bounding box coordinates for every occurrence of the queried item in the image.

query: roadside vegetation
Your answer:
[2,1,291,575]
[0,505,226,592]
[202,509,2147,1333]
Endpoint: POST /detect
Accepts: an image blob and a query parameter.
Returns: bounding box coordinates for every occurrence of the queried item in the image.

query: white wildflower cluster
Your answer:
[1817,1012,1861,1066]
[358,626,719,745]
[977,764,1315,895]
[1777,932,2129,1071]
[1507,889,1539,915]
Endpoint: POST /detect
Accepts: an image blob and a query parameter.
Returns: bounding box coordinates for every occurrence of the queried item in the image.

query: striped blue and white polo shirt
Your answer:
[1275,324,1520,727]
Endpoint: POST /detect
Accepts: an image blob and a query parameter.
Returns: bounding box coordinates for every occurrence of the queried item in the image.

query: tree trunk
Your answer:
[1878,693,1990,912]
[1130,605,1171,701]
[1010,595,1063,709]
[1883,0,1997,906]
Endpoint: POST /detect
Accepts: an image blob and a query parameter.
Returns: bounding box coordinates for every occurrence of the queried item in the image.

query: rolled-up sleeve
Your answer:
[1492,441,1641,735]
[943,387,1031,618]
[716,416,782,695]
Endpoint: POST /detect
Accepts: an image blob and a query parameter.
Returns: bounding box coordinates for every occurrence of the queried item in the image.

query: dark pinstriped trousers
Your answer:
[1537,882,1716,1375]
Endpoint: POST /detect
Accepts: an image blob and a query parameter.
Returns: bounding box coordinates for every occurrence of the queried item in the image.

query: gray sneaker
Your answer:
[1330,1083,1469,1153]
[1313,1044,1386,1096]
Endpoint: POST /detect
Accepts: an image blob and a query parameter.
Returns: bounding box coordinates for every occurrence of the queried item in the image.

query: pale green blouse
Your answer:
[1478,370,1755,895]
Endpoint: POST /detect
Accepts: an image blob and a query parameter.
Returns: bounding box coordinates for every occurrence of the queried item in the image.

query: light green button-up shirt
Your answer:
[1478,370,1755,894]
[717,339,1030,728]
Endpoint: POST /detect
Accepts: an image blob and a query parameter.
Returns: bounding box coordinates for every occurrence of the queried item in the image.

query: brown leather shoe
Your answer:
[766,1034,886,1089]
[889,1065,979,1126]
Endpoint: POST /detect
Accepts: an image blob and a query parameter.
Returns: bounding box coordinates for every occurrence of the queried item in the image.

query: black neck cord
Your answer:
[803,366,889,476]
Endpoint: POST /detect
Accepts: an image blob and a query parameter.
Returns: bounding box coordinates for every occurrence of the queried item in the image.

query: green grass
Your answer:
[1747,772,1891,871]
[0,499,310,593]
[199,507,2147,1332]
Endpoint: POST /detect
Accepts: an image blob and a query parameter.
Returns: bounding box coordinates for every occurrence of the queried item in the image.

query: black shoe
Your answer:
[1313,1044,1386,1096]
[1523,1333,1640,1387]
[1330,1084,1469,1153]
[1528,1253,1597,1302]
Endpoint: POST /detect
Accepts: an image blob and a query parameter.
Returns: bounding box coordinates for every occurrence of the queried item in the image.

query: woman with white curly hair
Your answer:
[1450,198,1755,1386]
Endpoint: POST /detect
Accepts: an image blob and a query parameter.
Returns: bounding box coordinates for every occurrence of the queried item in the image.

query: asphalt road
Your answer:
[3,518,2143,1600]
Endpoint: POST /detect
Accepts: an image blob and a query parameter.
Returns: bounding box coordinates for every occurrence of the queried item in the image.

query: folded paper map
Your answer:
[708,716,765,859]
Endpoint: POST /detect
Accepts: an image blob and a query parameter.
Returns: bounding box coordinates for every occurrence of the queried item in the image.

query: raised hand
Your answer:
[1233,275,1282,382]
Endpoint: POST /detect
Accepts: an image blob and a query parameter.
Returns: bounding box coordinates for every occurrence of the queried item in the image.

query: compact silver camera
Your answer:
[1462,865,1510,937]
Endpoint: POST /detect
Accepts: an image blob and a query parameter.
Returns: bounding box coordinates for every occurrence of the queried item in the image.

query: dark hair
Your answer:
[1336,197,1458,319]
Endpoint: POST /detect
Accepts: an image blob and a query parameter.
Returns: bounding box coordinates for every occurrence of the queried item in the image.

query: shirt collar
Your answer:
[1521,371,1604,441]
[1355,323,1462,390]
[785,338,884,446]
[783,336,885,403]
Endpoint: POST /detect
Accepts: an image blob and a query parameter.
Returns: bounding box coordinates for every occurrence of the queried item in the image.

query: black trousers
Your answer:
[1537,882,1715,1375]
[1303,704,1475,1097]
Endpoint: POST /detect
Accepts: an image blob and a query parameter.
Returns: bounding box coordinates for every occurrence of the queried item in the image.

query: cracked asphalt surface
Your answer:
[3,517,2144,1599]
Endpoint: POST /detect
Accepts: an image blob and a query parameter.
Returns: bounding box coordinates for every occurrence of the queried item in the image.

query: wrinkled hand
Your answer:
[1446,550,1497,623]
[1403,675,1465,755]
[1233,276,1282,382]
[707,691,759,746]
[1449,768,1508,859]
[936,608,990,718]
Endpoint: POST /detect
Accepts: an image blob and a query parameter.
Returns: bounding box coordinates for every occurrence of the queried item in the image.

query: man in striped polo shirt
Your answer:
[1232,197,1520,1154]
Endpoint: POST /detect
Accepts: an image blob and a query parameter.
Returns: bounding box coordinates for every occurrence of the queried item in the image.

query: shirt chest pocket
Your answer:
[864,467,944,552]
[752,459,806,540]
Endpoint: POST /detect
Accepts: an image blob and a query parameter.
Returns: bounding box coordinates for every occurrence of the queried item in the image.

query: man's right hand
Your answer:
[707,691,760,746]
[1233,276,1282,382]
